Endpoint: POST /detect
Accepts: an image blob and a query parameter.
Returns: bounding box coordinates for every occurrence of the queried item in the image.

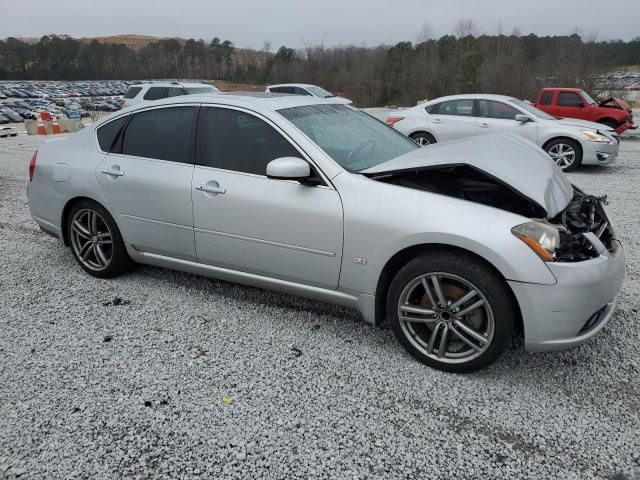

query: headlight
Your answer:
[512,221,560,262]
[581,130,609,143]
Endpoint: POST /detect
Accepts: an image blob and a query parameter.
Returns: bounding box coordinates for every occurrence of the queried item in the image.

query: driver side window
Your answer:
[200,108,301,176]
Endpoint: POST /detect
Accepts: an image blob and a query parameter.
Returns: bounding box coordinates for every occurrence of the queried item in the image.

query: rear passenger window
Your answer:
[97,116,127,152]
[143,87,169,101]
[124,87,142,99]
[539,91,553,105]
[557,92,582,107]
[201,108,300,175]
[122,107,196,163]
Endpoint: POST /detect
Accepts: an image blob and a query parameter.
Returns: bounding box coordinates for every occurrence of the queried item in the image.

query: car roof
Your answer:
[541,87,582,92]
[97,91,345,126]
[131,82,215,88]
[423,93,517,104]
[267,83,316,89]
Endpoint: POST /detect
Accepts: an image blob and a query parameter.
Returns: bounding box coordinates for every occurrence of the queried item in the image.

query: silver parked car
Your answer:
[387,94,620,171]
[27,94,625,372]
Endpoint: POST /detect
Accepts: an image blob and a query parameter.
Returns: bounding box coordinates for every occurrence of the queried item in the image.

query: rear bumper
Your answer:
[509,239,625,352]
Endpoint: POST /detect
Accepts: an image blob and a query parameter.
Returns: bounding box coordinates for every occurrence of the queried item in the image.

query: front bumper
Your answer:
[581,138,619,166]
[509,239,625,352]
[616,118,636,135]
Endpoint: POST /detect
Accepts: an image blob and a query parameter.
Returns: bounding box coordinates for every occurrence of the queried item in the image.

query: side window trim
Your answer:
[118,104,199,164]
[195,104,331,187]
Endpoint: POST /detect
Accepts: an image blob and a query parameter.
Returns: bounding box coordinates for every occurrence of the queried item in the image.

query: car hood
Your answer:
[362,133,574,217]
[556,117,613,131]
[599,97,632,112]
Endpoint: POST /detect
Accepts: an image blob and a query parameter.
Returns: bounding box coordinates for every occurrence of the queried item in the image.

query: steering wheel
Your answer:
[348,139,377,169]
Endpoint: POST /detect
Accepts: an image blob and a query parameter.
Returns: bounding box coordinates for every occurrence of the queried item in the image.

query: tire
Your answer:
[544,138,582,171]
[410,132,436,147]
[598,119,618,131]
[67,199,133,278]
[386,251,516,373]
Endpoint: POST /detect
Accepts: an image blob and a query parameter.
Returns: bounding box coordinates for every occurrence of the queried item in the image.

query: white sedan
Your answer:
[265,83,352,105]
[387,94,620,171]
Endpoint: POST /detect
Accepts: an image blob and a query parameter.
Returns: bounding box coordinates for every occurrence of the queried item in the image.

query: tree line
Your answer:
[1,27,639,107]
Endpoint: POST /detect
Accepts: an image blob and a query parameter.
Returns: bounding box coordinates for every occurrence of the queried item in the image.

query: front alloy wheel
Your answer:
[545,138,582,171]
[387,252,515,373]
[397,272,495,364]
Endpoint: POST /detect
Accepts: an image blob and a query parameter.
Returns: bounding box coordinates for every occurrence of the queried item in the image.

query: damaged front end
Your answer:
[368,165,615,263]
[548,186,615,262]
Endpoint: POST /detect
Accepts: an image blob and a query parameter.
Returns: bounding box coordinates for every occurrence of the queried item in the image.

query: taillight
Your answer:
[386,116,404,126]
[29,150,38,181]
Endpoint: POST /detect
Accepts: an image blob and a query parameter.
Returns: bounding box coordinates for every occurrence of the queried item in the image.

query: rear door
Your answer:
[96,105,198,260]
[476,100,538,143]
[425,99,477,142]
[191,106,343,289]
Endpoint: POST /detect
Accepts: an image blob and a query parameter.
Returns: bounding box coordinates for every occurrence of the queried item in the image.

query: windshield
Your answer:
[185,86,218,94]
[306,86,334,98]
[279,104,418,171]
[580,90,596,105]
[510,98,556,120]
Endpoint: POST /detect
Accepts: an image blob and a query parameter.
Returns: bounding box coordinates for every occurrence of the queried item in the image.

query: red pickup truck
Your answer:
[532,88,636,135]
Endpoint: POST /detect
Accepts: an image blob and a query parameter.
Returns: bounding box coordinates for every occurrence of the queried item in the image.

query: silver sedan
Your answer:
[27,93,625,372]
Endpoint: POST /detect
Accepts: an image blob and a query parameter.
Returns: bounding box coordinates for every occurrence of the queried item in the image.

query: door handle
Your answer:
[101,167,124,177]
[196,184,226,195]
[432,119,443,124]
[478,123,490,128]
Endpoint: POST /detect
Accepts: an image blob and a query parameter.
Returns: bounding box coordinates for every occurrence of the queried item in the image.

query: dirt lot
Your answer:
[0,134,639,479]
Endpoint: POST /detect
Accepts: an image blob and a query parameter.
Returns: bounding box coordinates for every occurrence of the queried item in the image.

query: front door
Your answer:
[96,105,198,260]
[476,100,538,143]
[192,106,343,289]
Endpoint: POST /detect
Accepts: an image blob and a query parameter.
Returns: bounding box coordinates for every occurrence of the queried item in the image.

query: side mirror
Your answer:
[514,114,531,123]
[266,157,311,181]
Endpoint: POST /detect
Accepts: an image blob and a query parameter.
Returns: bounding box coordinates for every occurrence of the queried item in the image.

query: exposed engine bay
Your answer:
[369,165,614,262]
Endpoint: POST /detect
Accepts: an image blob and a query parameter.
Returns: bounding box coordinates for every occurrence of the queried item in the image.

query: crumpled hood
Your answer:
[362,133,574,217]
[599,97,632,112]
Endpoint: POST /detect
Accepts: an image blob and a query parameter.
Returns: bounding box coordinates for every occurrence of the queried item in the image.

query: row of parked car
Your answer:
[0,81,135,124]
[0,80,131,100]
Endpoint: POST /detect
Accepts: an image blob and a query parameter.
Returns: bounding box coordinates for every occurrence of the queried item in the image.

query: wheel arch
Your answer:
[61,196,107,246]
[373,243,523,331]
[408,129,437,142]
[542,136,583,156]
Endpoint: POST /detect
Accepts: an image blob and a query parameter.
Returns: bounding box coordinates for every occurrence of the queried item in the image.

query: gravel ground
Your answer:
[0,134,639,480]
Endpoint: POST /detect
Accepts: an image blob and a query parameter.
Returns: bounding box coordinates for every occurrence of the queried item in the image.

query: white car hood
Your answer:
[556,117,613,131]
[363,133,574,218]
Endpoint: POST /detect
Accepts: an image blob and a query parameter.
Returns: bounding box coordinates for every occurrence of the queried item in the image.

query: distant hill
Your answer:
[78,34,183,51]
[4,34,271,67]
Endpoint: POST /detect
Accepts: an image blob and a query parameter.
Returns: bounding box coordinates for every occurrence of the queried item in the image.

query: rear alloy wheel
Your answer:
[410,132,436,147]
[67,200,132,278]
[387,252,515,373]
[545,138,582,171]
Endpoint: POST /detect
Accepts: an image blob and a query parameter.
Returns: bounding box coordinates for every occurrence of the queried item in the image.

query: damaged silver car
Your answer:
[27,97,625,372]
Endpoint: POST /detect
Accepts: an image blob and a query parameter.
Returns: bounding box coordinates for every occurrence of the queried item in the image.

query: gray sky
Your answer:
[3,0,639,48]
